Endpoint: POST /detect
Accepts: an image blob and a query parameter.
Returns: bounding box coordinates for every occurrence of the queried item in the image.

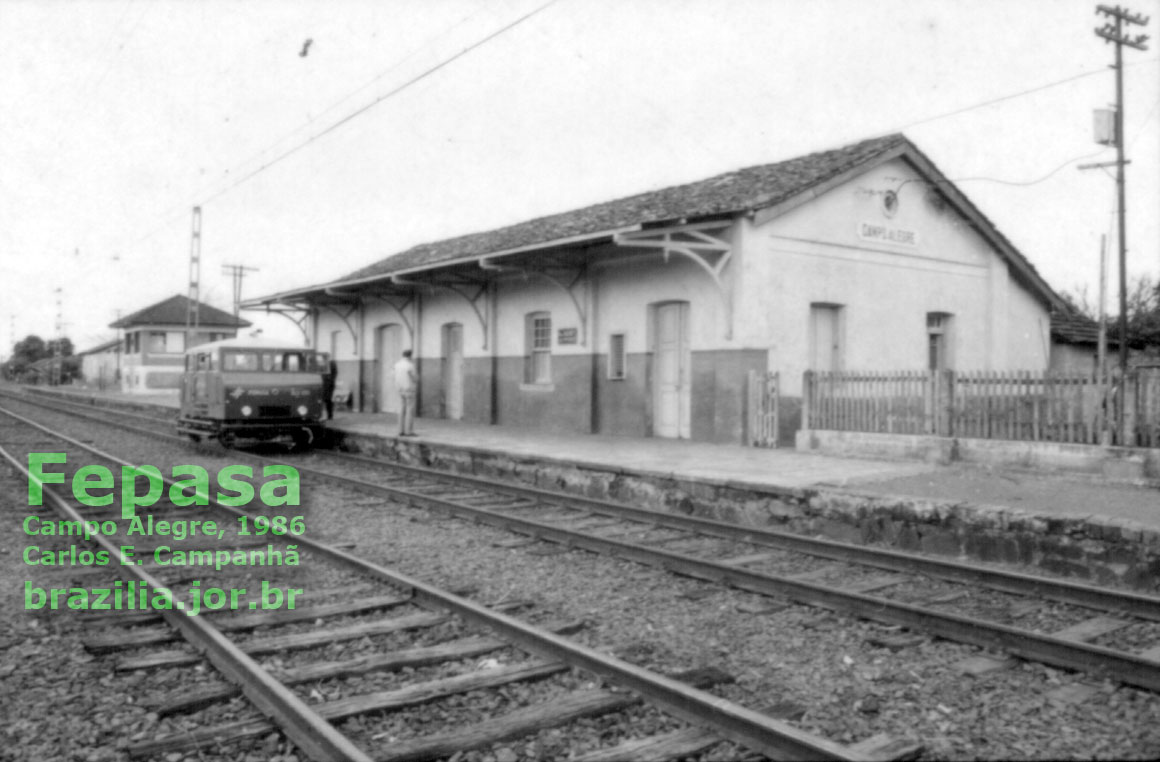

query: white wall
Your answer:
[738,158,1051,394]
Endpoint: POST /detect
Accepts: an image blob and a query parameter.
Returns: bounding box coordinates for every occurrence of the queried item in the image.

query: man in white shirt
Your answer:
[393,349,418,436]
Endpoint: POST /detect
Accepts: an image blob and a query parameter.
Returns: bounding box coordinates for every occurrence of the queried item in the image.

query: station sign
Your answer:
[857,221,918,247]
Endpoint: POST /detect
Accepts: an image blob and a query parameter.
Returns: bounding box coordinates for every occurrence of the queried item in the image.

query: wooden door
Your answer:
[653,302,690,438]
[442,323,464,420]
[810,305,841,372]
[376,324,403,414]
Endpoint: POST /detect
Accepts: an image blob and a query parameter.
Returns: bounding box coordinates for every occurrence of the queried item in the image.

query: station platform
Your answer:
[13,384,1160,587]
[330,411,1159,527]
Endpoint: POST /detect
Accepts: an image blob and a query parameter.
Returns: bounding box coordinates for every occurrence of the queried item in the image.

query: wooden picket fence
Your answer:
[747,370,780,447]
[803,368,1160,447]
[805,371,941,435]
[1133,368,1160,448]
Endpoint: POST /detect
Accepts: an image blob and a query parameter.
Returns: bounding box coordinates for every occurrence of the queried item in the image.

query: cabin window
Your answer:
[145,332,166,354]
[223,350,259,371]
[221,349,318,372]
[524,312,552,385]
[608,332,627,380]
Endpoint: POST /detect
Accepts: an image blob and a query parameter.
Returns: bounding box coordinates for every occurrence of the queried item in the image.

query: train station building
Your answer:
[111,294,250,393]
[246,133,1070,444]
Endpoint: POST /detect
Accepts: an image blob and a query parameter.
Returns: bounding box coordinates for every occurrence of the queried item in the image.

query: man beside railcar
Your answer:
[394,350,417,436]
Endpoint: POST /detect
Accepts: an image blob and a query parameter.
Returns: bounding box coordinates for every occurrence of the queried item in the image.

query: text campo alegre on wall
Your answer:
[22,453,308,615]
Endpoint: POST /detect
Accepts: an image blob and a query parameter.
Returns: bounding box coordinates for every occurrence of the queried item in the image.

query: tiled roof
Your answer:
[1050,310,1103,345]
[1049,309,1152,348]
[110,294,251,329]
[247,132,1064,314]
[340,133,911,281]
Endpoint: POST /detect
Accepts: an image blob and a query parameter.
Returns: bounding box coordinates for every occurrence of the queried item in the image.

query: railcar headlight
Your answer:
[241,405,253,417]
[297,405,309,417]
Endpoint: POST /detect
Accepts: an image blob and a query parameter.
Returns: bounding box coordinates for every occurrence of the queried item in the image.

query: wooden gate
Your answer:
[747,370,780,447]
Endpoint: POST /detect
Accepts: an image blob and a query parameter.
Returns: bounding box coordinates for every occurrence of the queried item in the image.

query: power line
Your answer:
[885,58,1158,134]
[198,0,561,208]
[119,1,547,251]
[192,3,488,207]
[949,148,1112,188]
[1129,95,1160,148]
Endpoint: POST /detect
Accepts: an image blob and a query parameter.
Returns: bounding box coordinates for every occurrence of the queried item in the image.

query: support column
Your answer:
[489,280,500,426]
[356,298,366,412]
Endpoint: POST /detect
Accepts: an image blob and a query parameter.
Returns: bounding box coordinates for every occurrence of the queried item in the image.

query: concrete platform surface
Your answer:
[326,410,1160,531]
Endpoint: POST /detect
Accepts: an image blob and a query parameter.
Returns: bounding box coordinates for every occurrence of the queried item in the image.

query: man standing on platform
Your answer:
[321,356,337,420]
[394,349,418,436]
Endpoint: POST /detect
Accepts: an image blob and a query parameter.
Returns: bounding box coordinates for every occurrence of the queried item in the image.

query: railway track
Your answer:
[3,400,915,761]
[11,387,1160,699]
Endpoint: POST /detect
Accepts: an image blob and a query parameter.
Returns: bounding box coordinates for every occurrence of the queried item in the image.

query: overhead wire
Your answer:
[113,13,1155,259]
[884,58,1158,134]
[121,0,554,250]
[196,0,561,209]
[190,3,489,205]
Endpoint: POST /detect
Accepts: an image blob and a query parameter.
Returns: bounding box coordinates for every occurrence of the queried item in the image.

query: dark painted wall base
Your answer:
[347,349,777,445]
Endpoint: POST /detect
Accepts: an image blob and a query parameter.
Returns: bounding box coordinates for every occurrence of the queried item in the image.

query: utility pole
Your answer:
[222,263,259,320]
[53,287,63,386]
[114,308,124,389]
[186,206,202,351]
[1094,3,1149,440]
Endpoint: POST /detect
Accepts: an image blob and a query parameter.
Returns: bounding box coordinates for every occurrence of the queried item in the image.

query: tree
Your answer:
[2,334,81,383]
[1125,277,1160,347]
[46,337,75,359]
[1062,275,1160,347]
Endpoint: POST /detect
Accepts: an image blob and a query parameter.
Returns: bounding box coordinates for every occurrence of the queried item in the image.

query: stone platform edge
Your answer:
[334,427,1160,590]
[797,429,1160,485]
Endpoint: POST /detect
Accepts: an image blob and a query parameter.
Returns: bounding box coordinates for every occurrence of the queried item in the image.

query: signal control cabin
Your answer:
[247,134,1068,445]
[111,295,250,393]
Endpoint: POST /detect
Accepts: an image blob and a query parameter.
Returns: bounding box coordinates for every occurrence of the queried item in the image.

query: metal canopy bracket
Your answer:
[318,292,362,354]
[390,275,490,349]
[255,305,311,344]
[479,256,590,346]
[613,222,734,339]
[365,292,417,345]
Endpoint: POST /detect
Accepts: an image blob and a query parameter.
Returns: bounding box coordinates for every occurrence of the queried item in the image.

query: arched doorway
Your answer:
[651,301,690,438]
[442,322,464,420]
[375,324,403,414]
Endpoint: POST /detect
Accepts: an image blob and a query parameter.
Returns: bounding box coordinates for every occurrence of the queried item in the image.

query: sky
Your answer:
[2,0,1158,356]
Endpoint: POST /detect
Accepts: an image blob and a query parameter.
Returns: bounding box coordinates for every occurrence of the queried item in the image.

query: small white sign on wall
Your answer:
[857,221,919,247]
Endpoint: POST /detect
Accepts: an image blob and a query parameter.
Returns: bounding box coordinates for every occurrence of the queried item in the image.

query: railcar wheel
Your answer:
[219,432,237,449]
[186,433,203,443]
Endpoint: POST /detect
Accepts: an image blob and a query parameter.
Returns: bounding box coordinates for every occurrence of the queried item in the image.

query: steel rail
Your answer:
[16,387,1160,623]
[322,451,1160,621]
[15,392,1160,691]
[0,439,373,762]
[293,463,1160,694]
[0,403,871,762]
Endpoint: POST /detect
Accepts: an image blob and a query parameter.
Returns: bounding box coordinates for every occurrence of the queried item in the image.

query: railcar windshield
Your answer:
[221,349,325,373]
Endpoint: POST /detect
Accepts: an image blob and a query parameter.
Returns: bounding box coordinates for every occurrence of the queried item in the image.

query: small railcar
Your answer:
[177,338,328,448]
